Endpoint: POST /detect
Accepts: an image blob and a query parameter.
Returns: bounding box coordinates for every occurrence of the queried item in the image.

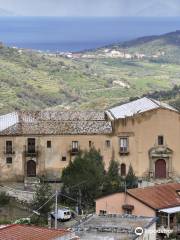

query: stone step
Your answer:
[24,177,40,190]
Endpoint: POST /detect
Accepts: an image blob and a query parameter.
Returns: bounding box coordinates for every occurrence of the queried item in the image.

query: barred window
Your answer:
[47,140,51,148]
[6,141,12,154]
[6,157,12,164]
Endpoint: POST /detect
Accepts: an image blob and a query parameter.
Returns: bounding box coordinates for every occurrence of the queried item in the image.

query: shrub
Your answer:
[0,192,10,206]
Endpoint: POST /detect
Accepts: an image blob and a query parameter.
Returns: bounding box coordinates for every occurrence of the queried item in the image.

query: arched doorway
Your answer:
[121,163,126,177]
[155,159,166,179]
[27,160,36,177]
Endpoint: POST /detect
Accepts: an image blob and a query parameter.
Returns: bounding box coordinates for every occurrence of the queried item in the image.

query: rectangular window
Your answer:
[47,141,51,148]
[89,141,92,148]
[119,137,129,153]
[124,209,132,215]
[105,140,111,148]
[6,141,12,154]
[158,136,164,145]
[62,156,67,161]
[6,157,12,164]
[27,138,36,153]
[71,141,79,155]
[72,141,79,150]
[99,210,107,215]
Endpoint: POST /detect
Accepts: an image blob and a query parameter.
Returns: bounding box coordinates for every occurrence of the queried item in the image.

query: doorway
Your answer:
[155,159,166,178]
[27,160,36,177]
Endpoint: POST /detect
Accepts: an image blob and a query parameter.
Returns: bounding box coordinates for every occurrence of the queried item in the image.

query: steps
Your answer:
[24,177,40,191]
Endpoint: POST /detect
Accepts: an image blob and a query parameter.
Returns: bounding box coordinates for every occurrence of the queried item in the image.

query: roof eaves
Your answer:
[127,191,156,210]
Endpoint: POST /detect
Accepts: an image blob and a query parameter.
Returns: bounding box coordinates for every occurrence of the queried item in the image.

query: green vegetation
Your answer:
[0,31,180,113]
[61,149,138,208]
[0,191,10,206]
[103,159,122,195]
[31,178,53,225]
[62,148,105,208]
[125,164,138,189]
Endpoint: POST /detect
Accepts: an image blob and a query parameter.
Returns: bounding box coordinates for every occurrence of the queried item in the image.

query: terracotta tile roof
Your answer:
[0,111,112,136]
[0,224,70,240]
[127,183,180,210]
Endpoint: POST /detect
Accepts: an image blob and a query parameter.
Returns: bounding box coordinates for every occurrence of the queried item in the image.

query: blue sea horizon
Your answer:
[0,16,179,52]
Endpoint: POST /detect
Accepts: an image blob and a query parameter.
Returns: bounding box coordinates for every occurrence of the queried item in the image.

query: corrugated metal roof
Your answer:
[159,206,180,214]
[106,97,178,120]
[0,112,18,131]
[127,183,180,210]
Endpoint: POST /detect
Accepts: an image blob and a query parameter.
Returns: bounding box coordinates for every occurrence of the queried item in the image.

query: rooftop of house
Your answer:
[105,97,178,120]
[127,182,180,210]
[0,111,112,136]
[0,97,177,136]
[75,214,156,240]
[0,224,72,240]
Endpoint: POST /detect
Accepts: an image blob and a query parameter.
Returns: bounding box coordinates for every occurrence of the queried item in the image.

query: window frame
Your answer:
[119,137,129,154]
[6,140,13,154]
[158,135,164,146]
[72,141,79,150]
[105,140,111,148]
[47,140,52,148]
[6,157,12,164]
[62,156,67,161]
[27,138,36,153]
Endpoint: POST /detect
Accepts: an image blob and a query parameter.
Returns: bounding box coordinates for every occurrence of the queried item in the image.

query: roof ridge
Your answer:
[148,98,162,108]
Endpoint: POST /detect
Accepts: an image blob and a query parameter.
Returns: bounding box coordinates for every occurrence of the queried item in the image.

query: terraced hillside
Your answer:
[0,31,180,114]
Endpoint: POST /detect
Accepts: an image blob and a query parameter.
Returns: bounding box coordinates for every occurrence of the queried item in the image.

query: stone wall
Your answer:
[0,185,34,203]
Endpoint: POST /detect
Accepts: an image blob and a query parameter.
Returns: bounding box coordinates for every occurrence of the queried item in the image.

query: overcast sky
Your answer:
[0,0,180,16]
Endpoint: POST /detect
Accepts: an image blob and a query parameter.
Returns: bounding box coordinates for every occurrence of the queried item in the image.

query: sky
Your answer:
[0,0,180,17]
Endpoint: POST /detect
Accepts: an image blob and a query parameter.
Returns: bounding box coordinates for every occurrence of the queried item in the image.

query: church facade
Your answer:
[0,97,180,182]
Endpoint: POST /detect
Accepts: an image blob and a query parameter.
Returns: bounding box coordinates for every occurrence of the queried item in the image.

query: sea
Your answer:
[0,17,180,52]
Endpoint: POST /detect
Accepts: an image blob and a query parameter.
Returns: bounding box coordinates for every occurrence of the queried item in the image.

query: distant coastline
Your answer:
[0,16,180,52]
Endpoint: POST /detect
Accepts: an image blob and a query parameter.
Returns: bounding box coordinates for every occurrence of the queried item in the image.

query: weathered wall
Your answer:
[0,108,180,181]
[96,192,155,217]
[0,185,34,203]
[112,108,180,178]
[0,134,113,181]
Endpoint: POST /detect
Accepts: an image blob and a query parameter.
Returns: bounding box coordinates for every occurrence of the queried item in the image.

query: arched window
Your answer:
[121,163,126,176]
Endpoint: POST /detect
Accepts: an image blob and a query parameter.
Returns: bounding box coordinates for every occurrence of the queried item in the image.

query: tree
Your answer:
[31,178,53,225]
[103,159,121,195]
[0,192,10,206]
[61,148,105,208]
[125,164,138,189]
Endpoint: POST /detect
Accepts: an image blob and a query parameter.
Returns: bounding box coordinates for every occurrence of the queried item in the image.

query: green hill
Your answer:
[0,31,180,114]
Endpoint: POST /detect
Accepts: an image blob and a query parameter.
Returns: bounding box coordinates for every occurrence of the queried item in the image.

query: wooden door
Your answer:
[155,159,166,179]
[27,160,36,177]
[121,163,126,176]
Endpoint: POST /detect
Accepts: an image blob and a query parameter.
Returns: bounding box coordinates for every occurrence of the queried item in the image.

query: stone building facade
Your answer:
[0,97,180,182]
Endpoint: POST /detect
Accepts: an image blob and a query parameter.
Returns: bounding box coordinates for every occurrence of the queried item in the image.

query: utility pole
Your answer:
[78,188,82,215]
[55,190,58,229]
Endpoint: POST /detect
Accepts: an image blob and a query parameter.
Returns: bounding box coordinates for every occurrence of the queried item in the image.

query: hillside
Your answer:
[0,31,180,114]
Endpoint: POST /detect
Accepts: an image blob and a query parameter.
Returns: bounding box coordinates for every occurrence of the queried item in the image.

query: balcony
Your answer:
[70,147,80,156]
[122,204,134,211]
[4,148,15,155]
[24,146,39,158]
[119,147,129,156]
